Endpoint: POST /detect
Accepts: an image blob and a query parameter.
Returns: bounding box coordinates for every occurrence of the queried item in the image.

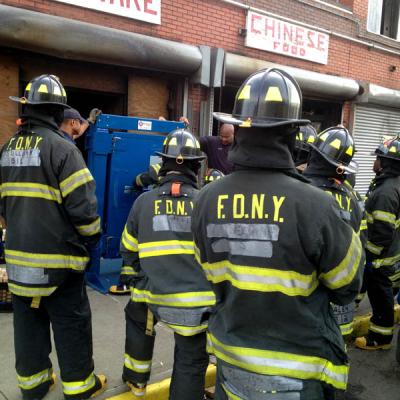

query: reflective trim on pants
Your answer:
[17,368,53,390]
[62,372,96,396]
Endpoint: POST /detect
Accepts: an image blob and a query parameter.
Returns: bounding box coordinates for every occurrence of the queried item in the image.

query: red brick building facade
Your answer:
[1,0,400,191]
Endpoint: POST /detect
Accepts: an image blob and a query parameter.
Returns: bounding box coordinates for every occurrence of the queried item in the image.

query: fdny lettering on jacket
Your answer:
[154,199,194,216]
[216,193,286,222]
[325,191,352,213]
[2,135,43,167]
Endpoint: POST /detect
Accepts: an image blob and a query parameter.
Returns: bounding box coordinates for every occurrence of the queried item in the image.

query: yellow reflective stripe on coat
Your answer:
[359,219,367,232]
[121,225,138,252]
[369,322,394,335]
[8,283,57,297]
[5,249,89,271]
[195,248,318,297]
[138,240,194,258]
[120,266,137,276]
[167,323,208,336]
[0,182,62,203]
[60,168,94,198]
[151,163,161,174]
[75,217,101,236]
[130,288,215,307]
[319,231,362,290]
[366,241,383,255]
[371,210,397,226]
[124,353,152,374]
[62,372,96,395]
[372,253,400,268]
[208,334,348,390]
[17,368,53,390]
[340,321,354,336]
[365,212,373,224]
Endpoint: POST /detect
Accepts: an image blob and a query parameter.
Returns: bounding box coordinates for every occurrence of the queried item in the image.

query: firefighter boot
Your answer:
[355,336,392,350]
[88,374,107,398]
[108,284,130,295]
[127,382,147,398]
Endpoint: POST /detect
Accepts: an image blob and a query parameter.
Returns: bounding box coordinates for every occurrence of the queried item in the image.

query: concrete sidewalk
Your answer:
[0,288,175,400]
[1,290,400,400]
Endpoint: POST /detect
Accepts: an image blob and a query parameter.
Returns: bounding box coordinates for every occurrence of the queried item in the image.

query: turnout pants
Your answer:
[13,274,101,400]
[123,300,209,400]
[214,361,337,400]
[366,266,395,344]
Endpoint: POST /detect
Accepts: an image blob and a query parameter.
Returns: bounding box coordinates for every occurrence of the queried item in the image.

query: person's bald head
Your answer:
[219,124,234,145]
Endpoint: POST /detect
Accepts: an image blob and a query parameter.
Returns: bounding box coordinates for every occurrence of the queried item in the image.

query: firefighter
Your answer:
[2,75,106,399]
[204,168,225,185]
[303,127,366,337]
[120,129,215,399]
[355,137,400,350]
[293,123,317,173]
[109,162,163,295]
[192,68,364,399]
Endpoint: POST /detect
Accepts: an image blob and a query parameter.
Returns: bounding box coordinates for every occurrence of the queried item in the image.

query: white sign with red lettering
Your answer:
[246,11,329,65]
[52,0,161,25]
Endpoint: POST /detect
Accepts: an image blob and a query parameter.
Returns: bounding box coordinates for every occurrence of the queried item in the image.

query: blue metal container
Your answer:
[85,114,184,293]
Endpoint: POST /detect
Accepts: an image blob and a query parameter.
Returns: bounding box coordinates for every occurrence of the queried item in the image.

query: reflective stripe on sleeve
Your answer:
[372,253,400,268]
[62,372,96,396]
[138,240,194,258]
[8,283,57,297]
[167,323,208,336]
[366,241,383,255]
[130,288,216,307]
[60,168,94,198]
[208,333,348,390]
[359,219,367,232]
[0,182,62,203]
[319,231,362,290]
[17,368,53,390]
[75,217,101,236]
[339,321,354,336]
[195,247,318,297]
[124,354,152,374]
[371,210,396,226]
[121,226,138,252]
[5,249,89,271]
[369,322,394,336]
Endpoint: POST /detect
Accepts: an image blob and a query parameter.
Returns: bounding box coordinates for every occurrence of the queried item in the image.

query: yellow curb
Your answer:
[352,304,400,338]
[106,364,216,400]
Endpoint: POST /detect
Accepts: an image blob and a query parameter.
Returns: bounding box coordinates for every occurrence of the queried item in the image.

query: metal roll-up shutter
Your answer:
[352,104,400,195]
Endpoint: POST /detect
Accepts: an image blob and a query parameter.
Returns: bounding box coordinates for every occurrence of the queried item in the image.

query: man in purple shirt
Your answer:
[199,123,234,174]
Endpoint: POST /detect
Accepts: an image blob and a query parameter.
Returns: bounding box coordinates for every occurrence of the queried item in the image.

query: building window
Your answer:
[367,0,400,39]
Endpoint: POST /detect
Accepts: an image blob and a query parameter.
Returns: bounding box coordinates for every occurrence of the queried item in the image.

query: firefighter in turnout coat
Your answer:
[120,129,215,399]
[192,69,364,399]
[304,127,366,337]
[355,137,400,350]
[1,75,106,399]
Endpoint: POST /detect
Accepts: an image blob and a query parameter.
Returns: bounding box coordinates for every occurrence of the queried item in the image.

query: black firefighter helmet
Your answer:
[156,129,206,163]
[10,74,69,109]
[374,137,400,161]
[294,124,318,165]
[213,68,309,128]
[310,126,356,173]
[204,169,225,185]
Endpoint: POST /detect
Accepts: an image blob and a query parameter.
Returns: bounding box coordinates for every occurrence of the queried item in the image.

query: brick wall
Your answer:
[0,54,19,145]
[1,0,400,90]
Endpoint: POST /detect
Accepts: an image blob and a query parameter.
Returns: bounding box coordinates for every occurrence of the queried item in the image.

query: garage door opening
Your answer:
[65,87,127,155]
